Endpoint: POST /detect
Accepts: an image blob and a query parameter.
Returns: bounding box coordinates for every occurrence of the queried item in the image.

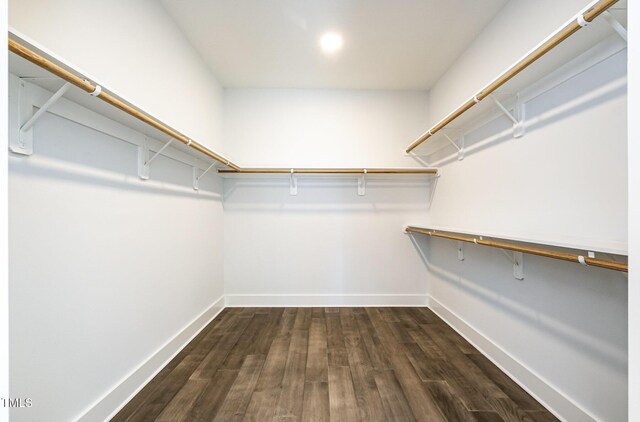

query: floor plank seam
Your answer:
[111,307,559,422]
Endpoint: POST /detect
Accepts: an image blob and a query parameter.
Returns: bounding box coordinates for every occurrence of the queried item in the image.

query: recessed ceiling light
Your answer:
[319,32,343,54]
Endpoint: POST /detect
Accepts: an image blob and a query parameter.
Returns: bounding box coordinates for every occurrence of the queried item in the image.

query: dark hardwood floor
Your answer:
[112,307,557,421]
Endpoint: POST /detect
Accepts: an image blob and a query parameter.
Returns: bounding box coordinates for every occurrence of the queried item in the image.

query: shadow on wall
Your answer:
[415,49,627,167]
[409,234,627,377]
[9,112,223,200]
[222,176,437,212]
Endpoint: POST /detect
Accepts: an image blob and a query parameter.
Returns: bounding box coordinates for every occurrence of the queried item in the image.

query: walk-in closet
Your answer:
[2,0,638,421]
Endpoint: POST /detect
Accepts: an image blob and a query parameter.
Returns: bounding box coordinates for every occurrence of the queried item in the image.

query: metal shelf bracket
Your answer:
[358,170,367,196]
[458,241,465,261]
[513,252,524,280]
[290,169,298,195]
[138,138,174,180]
[443,134,465,160]
[500,249,525,280]
[490,94,525,138]
[11,81,72,156]
[193,162,217,191]
[138,141,150,180]
[602,11,627,42]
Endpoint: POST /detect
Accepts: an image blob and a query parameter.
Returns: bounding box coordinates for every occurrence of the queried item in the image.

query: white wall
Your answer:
[420,1,628,420]
[223,177,431,305]
[8,0,227,154]
[426,238,627,422]
[628,1,639,420]
[223,89,428,167]
[423,50,627,251]
[8,1,230,420]
[222,89,432,305]
[8,106,225,421]
[427,0,594,120]
[1,0,9,421]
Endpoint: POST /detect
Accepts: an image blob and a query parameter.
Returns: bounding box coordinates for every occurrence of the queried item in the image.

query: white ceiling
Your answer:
[160,0,508,90]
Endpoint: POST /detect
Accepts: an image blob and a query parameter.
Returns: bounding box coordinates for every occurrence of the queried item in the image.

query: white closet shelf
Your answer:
[406,0,627,157]
[8,32,437,182]
[406,226,627,274]
[8,32,240,171]
[217,168,437,178]
[406,224,627,257]
[217,170,437,196]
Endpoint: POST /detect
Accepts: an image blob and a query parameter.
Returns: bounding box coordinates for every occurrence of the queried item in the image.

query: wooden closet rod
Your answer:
[405,0,619,153]
[218,168,438,174]
[9,38,439,176]
[7,38,242,170]
[405,226,628,272]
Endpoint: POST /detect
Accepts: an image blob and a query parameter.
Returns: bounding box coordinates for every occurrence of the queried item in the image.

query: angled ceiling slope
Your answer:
[160,0,508,90]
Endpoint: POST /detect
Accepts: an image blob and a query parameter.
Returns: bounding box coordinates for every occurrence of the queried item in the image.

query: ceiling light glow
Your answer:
[319,32,343,53]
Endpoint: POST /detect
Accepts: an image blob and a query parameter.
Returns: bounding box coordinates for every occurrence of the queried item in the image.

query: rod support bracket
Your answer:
[444,134,465,161]
[193,162,217,191]
[11,80,72,156]
[576,14,589,27]
[500,249,524,279]
[457,241,465,261]
[602,11,627,42]
[138,140,150,180]
[290,169,297,195]
[490,94,526,138]
[513,251,524,280]
[138,138,176,180]
[513,97,526,138]
[89,84,102,97]
[193,167,199,190]
[358,169,367,196]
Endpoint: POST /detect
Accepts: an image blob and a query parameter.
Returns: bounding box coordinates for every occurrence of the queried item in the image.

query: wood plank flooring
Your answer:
[112,307,557,422]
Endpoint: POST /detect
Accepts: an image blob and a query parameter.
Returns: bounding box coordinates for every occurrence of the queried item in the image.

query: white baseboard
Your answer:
[74,295,226,422]
[428,296,598,422]
[225,294,428,307]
